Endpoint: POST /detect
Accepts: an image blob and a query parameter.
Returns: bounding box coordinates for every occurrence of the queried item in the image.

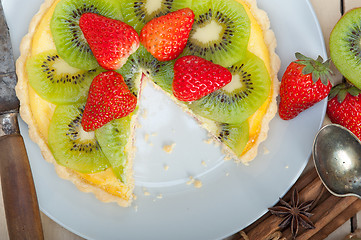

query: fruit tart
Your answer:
[16,0,280,206]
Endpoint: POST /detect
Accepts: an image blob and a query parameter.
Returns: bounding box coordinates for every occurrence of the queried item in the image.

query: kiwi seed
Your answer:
[188,51,271,124]
[121,0,192,33]
[50,0,123,70]
[181,0,250,67]
[27,50,101,104]
[48,103,109,173]
[330,7,361,89]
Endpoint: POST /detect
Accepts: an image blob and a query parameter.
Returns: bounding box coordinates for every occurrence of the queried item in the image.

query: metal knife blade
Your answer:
[0,1,19,114]
[0,1,44,239]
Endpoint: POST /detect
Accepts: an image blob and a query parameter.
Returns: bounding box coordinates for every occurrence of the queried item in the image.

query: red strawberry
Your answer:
[279,53,333,120]
[79,13,139,70]
[172,55,232,101]
[81,71,137,131]
[327,83,361,139]
[140,8,194,61]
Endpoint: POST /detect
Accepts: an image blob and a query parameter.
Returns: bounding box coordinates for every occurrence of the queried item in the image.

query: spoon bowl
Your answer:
[313,124,361,198]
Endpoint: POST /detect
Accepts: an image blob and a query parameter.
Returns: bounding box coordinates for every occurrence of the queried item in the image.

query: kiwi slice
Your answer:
[50,0,123,70]
[117,45,175,94]
[330,8,361,90]
[95,116,132,183]
[137,45,175,94]
[116,52,142,97]
[181,0,250,67]
[216,122,249,156]
[121,0,192,33]
[27,50,101,104]
[188,52,271,124]
[48,103,109,173]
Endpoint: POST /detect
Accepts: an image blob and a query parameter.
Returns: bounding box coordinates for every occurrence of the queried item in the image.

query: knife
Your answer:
[0,1,44,239]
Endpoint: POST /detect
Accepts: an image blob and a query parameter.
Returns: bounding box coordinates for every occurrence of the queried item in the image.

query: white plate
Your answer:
[3,0,327,239]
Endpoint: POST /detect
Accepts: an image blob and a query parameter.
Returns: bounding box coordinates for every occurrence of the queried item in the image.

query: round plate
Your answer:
[3,0,327,239]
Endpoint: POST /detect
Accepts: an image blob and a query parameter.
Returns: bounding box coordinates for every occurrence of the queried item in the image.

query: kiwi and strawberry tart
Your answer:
[16,0,280,207]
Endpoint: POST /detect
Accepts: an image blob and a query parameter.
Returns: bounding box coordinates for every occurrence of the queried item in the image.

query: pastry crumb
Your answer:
[263,146,270,155]
[156,194,163,199]
[223,154,233,161]
[186,176,194,185]
[285,165,289,169]
[203,138,213,144]
[186,176,202,188]
[201,160,207,167]
[193,180,202,188]
[143,187,150,196]
[225,172,230,177]
[144,133,149,141]
[163,143,176,153]
[163,165,169,171]
[151,132,158,137]
[133,205,138,212]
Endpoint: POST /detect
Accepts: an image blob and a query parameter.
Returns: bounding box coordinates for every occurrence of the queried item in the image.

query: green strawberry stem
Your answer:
[329,82,361,103]
[294,52,333,85]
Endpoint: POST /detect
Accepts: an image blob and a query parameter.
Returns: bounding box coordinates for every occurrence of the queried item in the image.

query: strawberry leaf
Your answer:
[295,52,333,85]
[295,52,310,61]
[348,86,361,96]
[329,82,361,103]
[302,64,314,75]
[316,55,324,63]
[337,89,348,103]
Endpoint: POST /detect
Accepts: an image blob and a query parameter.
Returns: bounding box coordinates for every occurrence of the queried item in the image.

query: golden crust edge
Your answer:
[15,0,133,207]
[15,0,280,205]
[238,0,280,164]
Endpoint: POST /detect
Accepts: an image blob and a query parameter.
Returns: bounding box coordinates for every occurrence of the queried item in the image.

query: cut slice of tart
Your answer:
[15,0,280,207]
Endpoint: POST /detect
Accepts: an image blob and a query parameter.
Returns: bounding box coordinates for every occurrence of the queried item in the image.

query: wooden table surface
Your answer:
[1,0,361,239]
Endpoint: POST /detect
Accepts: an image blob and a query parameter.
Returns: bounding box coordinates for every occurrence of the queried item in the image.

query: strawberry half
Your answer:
[279,53,333,120]
[172,55,232,101]
[327,83,361,139]
[140,8,194,61]
[81,71,137,132]
[79,13,139,70]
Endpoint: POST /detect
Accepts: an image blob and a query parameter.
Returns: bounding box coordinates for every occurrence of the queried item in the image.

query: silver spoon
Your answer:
[313,123,361,198]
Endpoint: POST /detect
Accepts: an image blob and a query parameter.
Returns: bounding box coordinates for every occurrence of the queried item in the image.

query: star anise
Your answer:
[268,188,315,239]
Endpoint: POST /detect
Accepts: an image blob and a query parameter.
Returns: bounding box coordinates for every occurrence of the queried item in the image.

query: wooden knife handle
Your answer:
[0,134,44,240]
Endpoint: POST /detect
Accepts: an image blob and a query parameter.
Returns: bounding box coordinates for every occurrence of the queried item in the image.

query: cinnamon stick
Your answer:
[310,199,361,240]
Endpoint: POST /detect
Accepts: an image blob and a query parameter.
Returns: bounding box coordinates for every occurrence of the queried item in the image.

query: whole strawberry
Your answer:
[81,71,137,131]
[172,55,232,101]
[79,13,139,70]
[279,53,333,120]
[327,83,361,139]
[140,8,194,61]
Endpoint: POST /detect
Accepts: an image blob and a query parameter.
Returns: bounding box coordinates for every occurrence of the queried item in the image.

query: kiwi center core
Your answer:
[78,128,96,141]
[145,0,163,15]
[222,74,244,93]
[53,59,81,75]
[191,20,223,44]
